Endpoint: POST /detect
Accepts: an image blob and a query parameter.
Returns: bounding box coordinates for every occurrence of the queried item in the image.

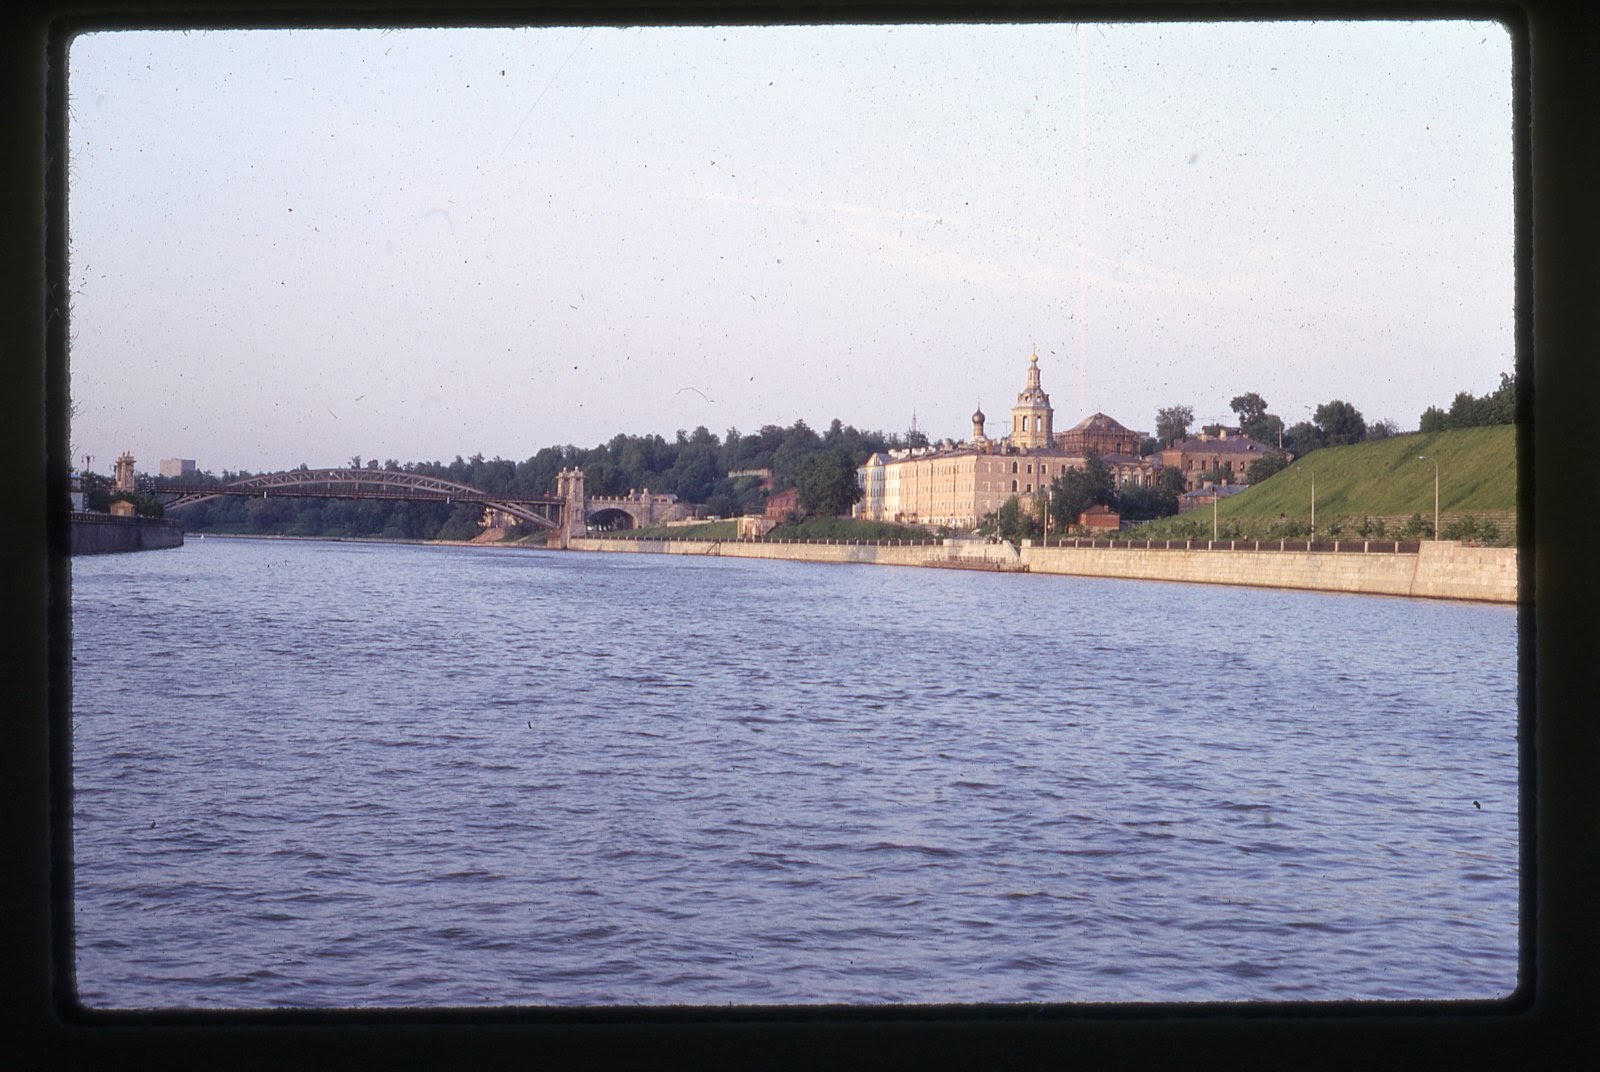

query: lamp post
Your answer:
[1045,488,1052,548]
[1308,469,1315,539]
[1418,455,1439,539]
[1212,486,1218,542]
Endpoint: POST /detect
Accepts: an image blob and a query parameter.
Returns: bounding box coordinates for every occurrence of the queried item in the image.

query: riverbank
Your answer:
[191,529,1517,603]
[568,535,1519,604]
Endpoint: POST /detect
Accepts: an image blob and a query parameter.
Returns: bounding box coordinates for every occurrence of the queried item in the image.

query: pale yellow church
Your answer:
[855,353,1157,529]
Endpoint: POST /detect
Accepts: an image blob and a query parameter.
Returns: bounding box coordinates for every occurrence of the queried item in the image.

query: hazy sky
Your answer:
[66,20,1514,476]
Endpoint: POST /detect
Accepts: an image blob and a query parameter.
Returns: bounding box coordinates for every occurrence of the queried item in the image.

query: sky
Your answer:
[65,20,1515,477]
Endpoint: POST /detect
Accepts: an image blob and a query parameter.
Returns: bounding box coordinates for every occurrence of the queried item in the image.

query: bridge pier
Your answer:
[555,467,588,549]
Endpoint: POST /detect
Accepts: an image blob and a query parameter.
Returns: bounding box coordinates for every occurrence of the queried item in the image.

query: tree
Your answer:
[1246,451,1290,484]
[1155,405,1194,448]
[1417,371,1515,432]
[1419,406,1450,433]
[1367,418,1400,440]
[1228,391,1285,445]
[1048,450,1115,531]
[994,495,1038,541]
[793,449,862,518]
[1487,370,1517,424]
[1118,482,1178,522]
[1283,420,1325,457]
[1229,392,1269,429]
[1313,400,1367,446]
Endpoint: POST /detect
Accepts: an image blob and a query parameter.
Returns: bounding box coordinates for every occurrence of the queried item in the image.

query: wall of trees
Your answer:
[150,419,903,540]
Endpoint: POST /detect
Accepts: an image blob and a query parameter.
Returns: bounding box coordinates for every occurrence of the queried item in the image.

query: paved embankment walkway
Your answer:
[567,536,1518,604]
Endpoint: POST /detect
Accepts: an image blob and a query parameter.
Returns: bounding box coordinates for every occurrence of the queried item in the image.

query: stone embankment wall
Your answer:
[70,513,184,555]
[1019,540,1517,603]
[567,536,1517,604]
[571,536,950,570]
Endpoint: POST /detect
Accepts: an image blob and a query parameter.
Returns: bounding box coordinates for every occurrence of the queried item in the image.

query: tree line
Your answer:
[146,419,902,539]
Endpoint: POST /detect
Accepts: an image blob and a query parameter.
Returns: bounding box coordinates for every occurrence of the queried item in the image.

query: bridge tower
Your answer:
[554,467,587,548]
[114,452,137,492]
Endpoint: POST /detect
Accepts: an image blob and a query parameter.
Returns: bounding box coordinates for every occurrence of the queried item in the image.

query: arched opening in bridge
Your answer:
[585,508,635,533]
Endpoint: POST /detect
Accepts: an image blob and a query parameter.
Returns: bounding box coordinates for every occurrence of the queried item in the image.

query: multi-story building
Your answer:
[856,352,1159,529]
[1161,428,1286,490]
[159,458,197,478]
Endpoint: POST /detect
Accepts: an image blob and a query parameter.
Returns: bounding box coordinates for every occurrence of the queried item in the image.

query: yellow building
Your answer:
[856,353,1158,529]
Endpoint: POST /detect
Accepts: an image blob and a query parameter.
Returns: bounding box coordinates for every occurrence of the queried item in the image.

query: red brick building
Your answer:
[1057,412,1144,457]
[764,487,801,520]
[1160,428,1285,490]
[1077,504,1121,531]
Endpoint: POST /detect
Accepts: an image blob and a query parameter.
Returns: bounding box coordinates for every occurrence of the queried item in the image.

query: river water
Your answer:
[69,537,1520,1008]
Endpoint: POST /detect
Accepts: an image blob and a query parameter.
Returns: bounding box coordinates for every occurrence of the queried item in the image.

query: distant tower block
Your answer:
[114,452,137,492]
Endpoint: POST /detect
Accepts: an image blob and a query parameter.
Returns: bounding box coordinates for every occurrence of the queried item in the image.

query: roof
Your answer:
[1066,411,1136,434]
[1167,435,1274,455]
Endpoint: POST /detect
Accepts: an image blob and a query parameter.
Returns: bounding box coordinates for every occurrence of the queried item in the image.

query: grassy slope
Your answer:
[1136,426,1515,536]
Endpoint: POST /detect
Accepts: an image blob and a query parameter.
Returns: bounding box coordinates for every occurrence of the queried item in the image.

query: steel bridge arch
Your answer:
[159,468,565,530]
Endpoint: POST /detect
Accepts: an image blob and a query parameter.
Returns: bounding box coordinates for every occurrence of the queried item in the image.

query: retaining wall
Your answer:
[69,512,185,555]
[1020,540,1516,602]
[569,537,948,569]
[565,537,1518,604]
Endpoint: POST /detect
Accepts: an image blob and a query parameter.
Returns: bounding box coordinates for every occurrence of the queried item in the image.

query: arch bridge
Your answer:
[159,469,566,531]
[158,467,700,546]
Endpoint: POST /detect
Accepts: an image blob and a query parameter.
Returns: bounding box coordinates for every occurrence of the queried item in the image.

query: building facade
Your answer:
[1161,428,1285,490]
[856,353,1160,530]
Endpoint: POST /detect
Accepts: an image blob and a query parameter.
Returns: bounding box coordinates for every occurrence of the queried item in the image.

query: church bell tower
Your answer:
[1010,352,1054,449]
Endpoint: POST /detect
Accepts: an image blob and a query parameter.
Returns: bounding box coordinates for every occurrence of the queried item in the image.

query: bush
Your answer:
[1266,518,1310,539]
[1442,515,1504,545]
[1398,513,1435,540]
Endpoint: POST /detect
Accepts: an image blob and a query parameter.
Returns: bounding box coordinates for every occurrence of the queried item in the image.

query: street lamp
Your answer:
[1418,455,1439,539]
[1045,487,1052,548]
[1308,469,1316,539]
